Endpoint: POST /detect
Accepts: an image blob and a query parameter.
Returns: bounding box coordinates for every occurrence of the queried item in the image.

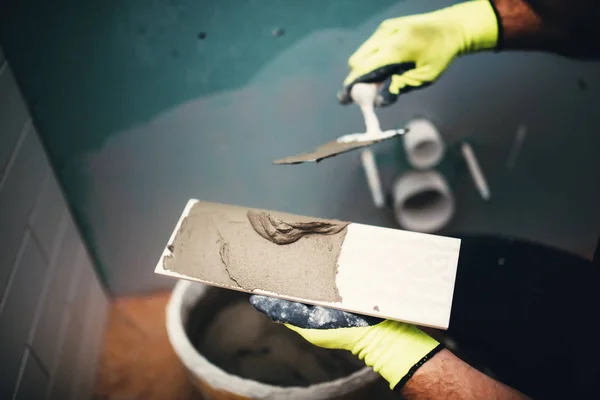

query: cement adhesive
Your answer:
[195,300,363,387]
[163,201,347,302]
[247,210,349,245]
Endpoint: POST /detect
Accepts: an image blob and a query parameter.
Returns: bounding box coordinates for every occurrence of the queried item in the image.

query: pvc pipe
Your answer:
[360,149,385,208]
[392,170,454,233]
[506,124,527,170]
[403,119,445,170]
[461,142,491,201]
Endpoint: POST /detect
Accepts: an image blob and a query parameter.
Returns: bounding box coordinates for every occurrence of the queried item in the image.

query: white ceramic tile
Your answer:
[71,277,108,400]
[0,233,48,399]
[0,125,46,299]
[69,249,99,324]
[71,274,92,325]
[0,66,29,176]
[0,347,26,399]
[29,217,82,372]
[90,272,109,306]
[49,216,83,302]
[26,213,67,368]
[44,309,69,400]
[47,311,82,400]
[13,349,49,400]
[30,293,65,376]
[85,275,109,343]
[66,247,85,305]
[30,170,67,259]
[157,200,461,329]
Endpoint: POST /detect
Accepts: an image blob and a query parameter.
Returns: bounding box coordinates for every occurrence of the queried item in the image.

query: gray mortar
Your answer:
[163,201,348,302]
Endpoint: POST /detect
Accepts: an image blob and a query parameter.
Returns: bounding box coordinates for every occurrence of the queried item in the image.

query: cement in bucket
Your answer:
[166,280,383,399]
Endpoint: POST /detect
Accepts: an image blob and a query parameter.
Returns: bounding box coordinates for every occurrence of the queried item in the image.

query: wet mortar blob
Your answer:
[186,287,363,388]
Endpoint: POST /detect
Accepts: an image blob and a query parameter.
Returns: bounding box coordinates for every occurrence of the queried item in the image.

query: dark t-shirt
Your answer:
[445,234,599,400]
[594,235,600,265]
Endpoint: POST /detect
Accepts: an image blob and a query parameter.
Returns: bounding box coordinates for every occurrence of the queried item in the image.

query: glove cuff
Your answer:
[394,343,445,390]
[351,321,442,390]
[445,0,500,54]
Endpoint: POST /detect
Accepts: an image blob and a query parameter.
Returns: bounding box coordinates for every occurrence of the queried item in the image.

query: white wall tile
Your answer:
[0,66,29,176]
[0,54,108,400]
[13,349,49,400]
[66,248,85,304]
[47,311,82,400]
[27,213,67,366]
[30,294,65,379]
[30,170,67,259]
[0,124,47,298]
[71,276,108,400]
[88,274,109,324]
[30,217,83,372]
[0,233,48,399]
[69,251,96,324]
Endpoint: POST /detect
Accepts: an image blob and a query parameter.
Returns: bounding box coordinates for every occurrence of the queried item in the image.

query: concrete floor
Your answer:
[94,292,202,400]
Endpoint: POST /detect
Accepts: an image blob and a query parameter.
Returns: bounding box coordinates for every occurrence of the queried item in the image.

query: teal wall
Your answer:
[2,0,600,294]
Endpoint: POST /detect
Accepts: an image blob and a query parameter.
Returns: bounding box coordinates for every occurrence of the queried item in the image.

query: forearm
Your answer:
[492,0,600,58]
[398,349,531,400]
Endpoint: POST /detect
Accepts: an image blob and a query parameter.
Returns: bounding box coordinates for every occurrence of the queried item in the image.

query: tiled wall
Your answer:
[0,48,109,399]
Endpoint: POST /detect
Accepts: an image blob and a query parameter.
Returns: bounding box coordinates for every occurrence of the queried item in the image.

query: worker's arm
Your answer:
[340,0,600,107]
[250,296,531,400]
[403,349,530,399]
[498,0,600,57]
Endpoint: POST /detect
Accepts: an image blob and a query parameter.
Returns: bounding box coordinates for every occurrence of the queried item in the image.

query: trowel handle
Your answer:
[351,83,382,134]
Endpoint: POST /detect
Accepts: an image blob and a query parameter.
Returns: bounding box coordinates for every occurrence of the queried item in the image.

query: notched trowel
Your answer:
[272,83,408,165]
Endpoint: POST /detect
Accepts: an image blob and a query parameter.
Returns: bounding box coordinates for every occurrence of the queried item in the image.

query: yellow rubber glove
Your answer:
[250,296,443,391]
[338,0,500,106]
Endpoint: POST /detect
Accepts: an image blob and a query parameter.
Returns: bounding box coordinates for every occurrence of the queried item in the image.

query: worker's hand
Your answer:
[338,0,499,107]
[249,295,443,390]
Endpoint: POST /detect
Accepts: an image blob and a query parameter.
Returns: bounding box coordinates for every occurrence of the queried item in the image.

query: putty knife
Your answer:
[273,84,407,165]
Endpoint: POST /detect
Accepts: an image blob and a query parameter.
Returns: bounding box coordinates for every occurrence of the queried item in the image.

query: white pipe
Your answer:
[461,142,491,201]
[403,119,445,170]
[392,170,454,233]
[506,124,527,170]
[360,149,385,208]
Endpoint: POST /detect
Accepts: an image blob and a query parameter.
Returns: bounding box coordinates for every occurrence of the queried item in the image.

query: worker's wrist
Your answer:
[443,0,500,54]
[350,321,443,390]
